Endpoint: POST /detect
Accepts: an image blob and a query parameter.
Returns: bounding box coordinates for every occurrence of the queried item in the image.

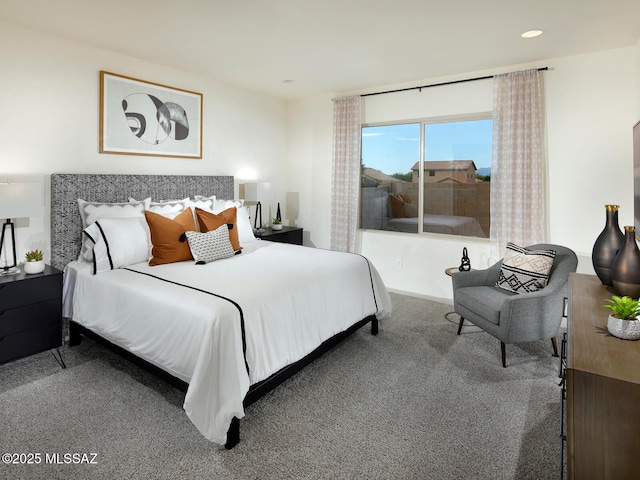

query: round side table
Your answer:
[445,267,474,325]
[445,267,474,276]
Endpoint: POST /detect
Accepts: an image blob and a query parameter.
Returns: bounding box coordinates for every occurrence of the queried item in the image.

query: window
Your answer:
[360,116,492,238]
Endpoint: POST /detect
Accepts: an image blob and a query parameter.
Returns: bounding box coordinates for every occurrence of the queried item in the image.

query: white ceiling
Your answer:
[2,0,640,99]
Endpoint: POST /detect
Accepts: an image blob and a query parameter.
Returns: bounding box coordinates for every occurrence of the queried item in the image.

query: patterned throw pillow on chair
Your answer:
[496,242,556,294]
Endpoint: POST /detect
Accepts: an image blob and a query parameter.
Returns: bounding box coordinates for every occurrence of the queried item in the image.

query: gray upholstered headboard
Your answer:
[50,173,234,271]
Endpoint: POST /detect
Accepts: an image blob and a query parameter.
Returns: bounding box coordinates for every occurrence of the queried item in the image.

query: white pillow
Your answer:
[236,205,257,244]
[210,198,244,213]
[130,197,190,218]
[185,225,236,264]
[184,196,215,229]
[83,217,150,274]
[77,198,149,261]
[189,195,216,211]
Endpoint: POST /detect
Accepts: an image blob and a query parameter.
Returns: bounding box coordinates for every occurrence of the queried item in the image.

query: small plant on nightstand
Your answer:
[272,217,283,230]
[25,249,43,262]
[24,249,45,274]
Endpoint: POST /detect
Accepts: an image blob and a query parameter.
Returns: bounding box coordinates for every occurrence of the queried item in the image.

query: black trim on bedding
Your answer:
[82,228,96,244]
[122,267,250,376]
[356,253,380,315]
[316,247,381,318]
[82,229,98,275]
[95,221,114,271]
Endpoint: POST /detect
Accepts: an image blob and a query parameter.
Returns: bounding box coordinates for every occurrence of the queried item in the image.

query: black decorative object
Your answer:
[253,201,264,233]
[611,225,640,298]
[0,219,17,272]
[459,247,471,271]
[276,202,282,222]
[592,204,624,286]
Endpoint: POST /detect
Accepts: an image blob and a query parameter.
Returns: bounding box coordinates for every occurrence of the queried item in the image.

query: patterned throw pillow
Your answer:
[185,225,236,264]
[496,243,556,294]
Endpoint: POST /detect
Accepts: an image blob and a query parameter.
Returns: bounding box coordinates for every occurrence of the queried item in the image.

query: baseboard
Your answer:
[387,288,452,306]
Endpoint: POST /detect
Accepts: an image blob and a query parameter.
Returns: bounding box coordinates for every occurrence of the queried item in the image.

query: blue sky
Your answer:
[362,119,493,175]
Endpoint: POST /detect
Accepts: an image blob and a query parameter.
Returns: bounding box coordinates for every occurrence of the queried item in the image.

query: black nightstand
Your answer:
[255,226,303,245]
[0,264,64,366]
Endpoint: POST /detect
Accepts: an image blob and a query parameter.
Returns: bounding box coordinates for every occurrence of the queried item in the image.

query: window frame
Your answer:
[360,112,493,237]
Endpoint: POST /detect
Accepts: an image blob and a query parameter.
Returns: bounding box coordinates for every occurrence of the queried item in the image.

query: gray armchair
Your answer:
[452,244,578,367]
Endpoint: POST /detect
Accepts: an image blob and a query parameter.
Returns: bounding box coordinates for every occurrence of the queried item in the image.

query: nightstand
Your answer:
[0,264,64,366]
[255,226,303,245]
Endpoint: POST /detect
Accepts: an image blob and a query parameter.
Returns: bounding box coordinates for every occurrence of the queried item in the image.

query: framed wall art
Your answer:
[99,71,203,158]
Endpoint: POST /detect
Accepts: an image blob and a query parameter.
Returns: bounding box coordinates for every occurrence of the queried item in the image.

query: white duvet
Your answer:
[63,240,391,445]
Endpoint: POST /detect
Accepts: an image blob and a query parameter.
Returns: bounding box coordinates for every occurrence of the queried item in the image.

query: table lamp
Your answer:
[0,180,44,275]
[286,192,299,227]
[241,182,272,233]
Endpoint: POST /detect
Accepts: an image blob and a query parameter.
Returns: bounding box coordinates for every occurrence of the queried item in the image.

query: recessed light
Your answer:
[521,29,543,38]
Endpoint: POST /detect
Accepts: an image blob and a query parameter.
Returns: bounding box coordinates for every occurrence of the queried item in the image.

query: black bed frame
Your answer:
[69,315,378,449]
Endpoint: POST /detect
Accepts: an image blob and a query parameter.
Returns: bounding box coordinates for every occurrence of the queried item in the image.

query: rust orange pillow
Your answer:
[195,207,241,251]
[389,194,406,218]
[145,208,197,265]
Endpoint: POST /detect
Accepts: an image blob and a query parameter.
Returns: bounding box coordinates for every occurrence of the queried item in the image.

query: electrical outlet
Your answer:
[395,258,402,269]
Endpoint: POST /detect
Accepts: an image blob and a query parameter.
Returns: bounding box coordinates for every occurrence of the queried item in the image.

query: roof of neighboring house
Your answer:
[411,160,477,171]
[435,176,464,184]
[362,167,406,183]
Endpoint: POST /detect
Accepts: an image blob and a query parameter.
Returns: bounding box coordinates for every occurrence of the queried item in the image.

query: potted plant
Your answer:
[603,295,640,340]
[271,217,283,231]
[24,249,45,274]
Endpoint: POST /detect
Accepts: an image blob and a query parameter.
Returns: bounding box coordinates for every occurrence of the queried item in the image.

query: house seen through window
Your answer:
[360,116,492,238]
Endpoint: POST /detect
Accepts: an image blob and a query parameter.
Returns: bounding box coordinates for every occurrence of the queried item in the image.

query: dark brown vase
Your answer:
[611,226,640,298]
[592,205,624,286]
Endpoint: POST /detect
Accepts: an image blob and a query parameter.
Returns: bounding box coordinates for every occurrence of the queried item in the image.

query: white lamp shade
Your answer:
[0,182,44,219]
[286,192,299,220]
[242,182,272,203]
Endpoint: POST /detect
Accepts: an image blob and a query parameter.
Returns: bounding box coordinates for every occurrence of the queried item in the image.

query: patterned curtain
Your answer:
[490,69,546,261]
[330,96,362,252]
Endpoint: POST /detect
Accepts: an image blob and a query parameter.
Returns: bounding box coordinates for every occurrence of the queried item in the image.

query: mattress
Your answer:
[63,240,392,445]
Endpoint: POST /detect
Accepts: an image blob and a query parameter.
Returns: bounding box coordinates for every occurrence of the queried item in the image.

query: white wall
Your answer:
[3,20,637,299]
[286,97,333,247]
[288,46,638,302]
[0,22,288,264]
[546,48,636,256]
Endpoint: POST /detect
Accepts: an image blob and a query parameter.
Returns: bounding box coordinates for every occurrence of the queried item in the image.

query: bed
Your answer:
[51,174,391,449]
[388,214,487,237]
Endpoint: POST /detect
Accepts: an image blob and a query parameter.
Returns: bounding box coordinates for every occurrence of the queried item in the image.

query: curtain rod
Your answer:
[360,67,548,98]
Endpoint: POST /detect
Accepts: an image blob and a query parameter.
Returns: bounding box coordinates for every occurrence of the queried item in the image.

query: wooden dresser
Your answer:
[565,273,640,479]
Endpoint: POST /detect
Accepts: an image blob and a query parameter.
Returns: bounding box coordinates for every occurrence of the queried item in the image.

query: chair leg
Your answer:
[457,317,465,335]
[551,337,559,357]
[500,341,507,368]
